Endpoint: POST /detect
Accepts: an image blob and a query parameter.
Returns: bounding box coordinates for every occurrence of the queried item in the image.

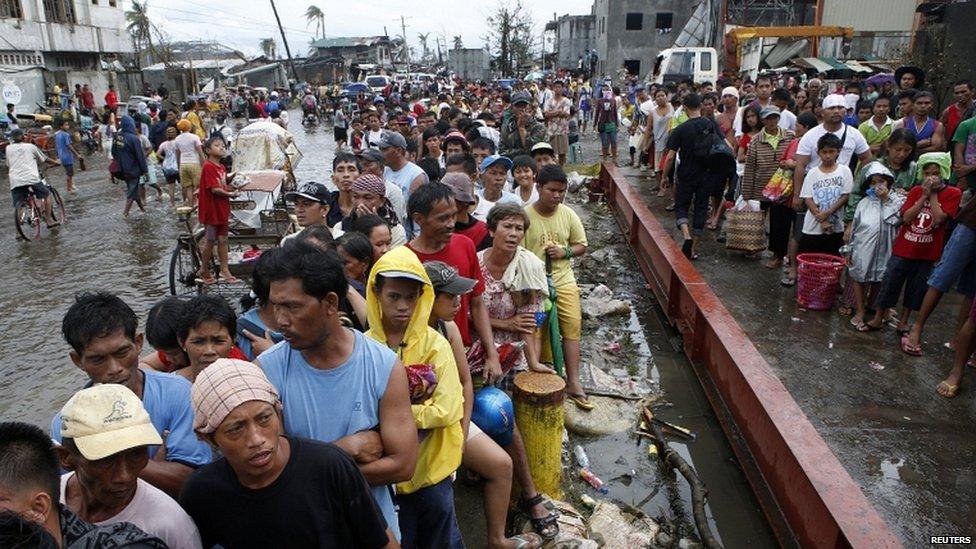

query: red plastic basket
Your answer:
[796,253,846,310]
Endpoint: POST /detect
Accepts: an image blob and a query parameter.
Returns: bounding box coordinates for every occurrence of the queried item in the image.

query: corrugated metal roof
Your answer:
[310,36,387,49]
[227,63,283,77]
[794,57,834,72]
[143,59,243,72]
[821,0,916,32]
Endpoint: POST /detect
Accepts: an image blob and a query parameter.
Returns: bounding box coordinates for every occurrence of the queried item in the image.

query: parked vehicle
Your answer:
[649,47,718,86]
[364,75,390,94]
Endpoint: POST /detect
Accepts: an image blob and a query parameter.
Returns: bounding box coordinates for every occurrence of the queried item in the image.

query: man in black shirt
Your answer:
[661,93,724,259]
[181,358,395,549]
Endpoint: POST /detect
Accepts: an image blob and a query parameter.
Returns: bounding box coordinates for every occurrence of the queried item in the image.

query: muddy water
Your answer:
[565,196,777,546]
[0,111,333,427]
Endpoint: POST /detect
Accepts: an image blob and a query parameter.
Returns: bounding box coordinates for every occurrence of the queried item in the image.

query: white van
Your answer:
[365,75,390,93]
[650,47,718,85]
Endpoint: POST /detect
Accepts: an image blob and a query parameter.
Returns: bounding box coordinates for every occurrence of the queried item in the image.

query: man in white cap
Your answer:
[56,385,202,549]
[181,359,396,549]
[0,421,167,548]
[793,93,873,184]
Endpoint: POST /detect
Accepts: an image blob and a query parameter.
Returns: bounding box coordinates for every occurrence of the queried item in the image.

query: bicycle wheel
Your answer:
[168,241,201,296]
[49,187,66,224]
[14,199,41,241]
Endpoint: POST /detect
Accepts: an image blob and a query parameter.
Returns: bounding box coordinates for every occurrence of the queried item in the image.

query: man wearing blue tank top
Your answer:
[254,240,419,540]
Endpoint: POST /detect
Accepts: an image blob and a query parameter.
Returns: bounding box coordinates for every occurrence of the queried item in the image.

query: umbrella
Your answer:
[865,73,895,87]
[545,254,566,378]
[344,82,369,93]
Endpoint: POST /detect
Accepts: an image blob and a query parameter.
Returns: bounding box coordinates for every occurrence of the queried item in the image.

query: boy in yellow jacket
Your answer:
[366,246,465,548]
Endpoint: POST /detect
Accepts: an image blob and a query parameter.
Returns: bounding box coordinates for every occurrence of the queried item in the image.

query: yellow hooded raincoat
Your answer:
[365,246,464,495]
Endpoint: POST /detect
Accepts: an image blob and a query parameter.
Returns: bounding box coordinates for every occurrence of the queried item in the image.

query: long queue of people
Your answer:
[0,85,601,545]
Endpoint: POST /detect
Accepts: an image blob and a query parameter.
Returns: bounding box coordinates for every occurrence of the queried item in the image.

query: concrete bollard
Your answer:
[512,371,566,500]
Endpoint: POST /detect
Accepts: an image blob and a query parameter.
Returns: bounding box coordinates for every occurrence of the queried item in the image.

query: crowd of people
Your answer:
[4,58,975,547]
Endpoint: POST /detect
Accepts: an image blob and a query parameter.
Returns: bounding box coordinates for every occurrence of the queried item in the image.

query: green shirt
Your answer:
[950,116,976,189]
[858,117,894,147]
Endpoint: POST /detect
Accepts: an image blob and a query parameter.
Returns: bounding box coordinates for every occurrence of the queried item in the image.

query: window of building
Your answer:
[625,13,642,30]
[655,12,673,32]
[91,0,97,4]
[624,60,641,76]
[42,0,76,23]
[0,0,23,18]
[108,0,115,6]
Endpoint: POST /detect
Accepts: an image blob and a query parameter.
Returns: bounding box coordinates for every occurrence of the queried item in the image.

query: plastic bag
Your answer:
[761,167,793,203]
[732,196,762,212]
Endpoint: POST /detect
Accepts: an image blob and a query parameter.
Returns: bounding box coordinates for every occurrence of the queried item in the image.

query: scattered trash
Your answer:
[511,499,597,548]
[603,342,622,353]
[579,468,609,494]
[573,445,590,469]
[868,361,885,371]
[791,317,801,322]
[587,501,660,548]
[581,284,632,318]
[579,494,597,509]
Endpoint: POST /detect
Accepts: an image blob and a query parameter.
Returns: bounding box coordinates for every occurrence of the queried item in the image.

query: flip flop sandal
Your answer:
[665,203,676,211]
[520,494,560,541]
[936,381,959,398]
[219,276,241,284]
[780,275,796,287]
[196,276,217,285]
[900,335,923,357]
[854,322,880,332]
[566,392,595,411]
[681,239,693,259]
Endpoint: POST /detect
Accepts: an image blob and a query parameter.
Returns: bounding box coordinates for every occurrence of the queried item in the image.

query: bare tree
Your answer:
[452,35,463,50]
[260,38,277,59]
[418,32,430,64]
[484,0,533,76]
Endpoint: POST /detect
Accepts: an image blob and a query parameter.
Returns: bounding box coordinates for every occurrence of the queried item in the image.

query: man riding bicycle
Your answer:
[7,128,60,227]
[301,92,318,118]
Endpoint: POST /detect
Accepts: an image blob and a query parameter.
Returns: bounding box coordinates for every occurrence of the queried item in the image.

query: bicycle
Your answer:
[13,168,65,241]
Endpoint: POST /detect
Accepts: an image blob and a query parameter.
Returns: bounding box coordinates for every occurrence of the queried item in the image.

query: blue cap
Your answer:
[479,154,513,173]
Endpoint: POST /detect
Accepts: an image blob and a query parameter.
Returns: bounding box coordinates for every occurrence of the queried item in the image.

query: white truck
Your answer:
[649,47,719,86]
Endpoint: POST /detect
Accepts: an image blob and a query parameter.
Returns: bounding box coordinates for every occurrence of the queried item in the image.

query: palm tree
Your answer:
[259,38,277,59]
[125,0,155,64]
[305,5,325,39]
[452,35,463,50]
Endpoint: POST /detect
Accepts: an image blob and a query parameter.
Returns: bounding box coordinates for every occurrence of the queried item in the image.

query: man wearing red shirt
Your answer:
[940,80,973,146]
[104,84,119,112]
[80,84,95,111]
[406,182,504,381]
[865,157,962,352]
[197,138,241,284]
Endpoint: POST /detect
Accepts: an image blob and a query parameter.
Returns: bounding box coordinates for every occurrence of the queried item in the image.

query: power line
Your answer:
[118,1,317,36]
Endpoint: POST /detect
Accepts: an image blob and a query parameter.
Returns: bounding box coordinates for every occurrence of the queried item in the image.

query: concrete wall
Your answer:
[554,14,595,70]
[0,0,129,53]
[593,0,694,80]
[448,48,489,81]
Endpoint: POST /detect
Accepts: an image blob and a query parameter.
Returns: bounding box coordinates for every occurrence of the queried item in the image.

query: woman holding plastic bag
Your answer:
[732,106,795,258]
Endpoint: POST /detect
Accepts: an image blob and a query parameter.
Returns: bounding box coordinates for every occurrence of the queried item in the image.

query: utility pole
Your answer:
[269,0,299,83]
[393,15,412,66]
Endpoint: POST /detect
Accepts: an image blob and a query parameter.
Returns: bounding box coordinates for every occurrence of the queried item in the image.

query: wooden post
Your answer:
[512,371,566,500]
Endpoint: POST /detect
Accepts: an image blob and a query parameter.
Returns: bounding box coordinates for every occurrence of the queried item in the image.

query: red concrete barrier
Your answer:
[600,164,901,548]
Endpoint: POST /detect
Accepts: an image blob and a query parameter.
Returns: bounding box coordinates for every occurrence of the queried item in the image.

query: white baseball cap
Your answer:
[60,385,162,461]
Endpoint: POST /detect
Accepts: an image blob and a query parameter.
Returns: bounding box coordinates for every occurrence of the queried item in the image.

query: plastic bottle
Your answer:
[579,468,608,494]
[573,445,590,469]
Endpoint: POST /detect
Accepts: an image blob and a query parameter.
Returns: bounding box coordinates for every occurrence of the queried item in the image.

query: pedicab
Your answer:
[167,121,302,306]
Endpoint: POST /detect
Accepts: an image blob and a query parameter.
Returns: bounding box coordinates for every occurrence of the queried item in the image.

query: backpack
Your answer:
[109,134,126,179]
[691,119,734,170]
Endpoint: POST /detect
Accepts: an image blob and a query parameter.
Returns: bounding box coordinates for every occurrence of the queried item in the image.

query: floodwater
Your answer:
[0,111,333,427]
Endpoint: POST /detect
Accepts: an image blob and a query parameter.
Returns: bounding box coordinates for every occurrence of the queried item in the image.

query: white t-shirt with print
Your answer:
[60,473,202,549]
[173,132,202,165]
[799,164,854,235]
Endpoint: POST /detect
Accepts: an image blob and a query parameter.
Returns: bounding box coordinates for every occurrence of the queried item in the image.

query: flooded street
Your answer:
[0,110,333,427]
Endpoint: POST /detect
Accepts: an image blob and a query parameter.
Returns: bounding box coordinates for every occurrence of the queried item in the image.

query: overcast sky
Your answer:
[129,0,595,59]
